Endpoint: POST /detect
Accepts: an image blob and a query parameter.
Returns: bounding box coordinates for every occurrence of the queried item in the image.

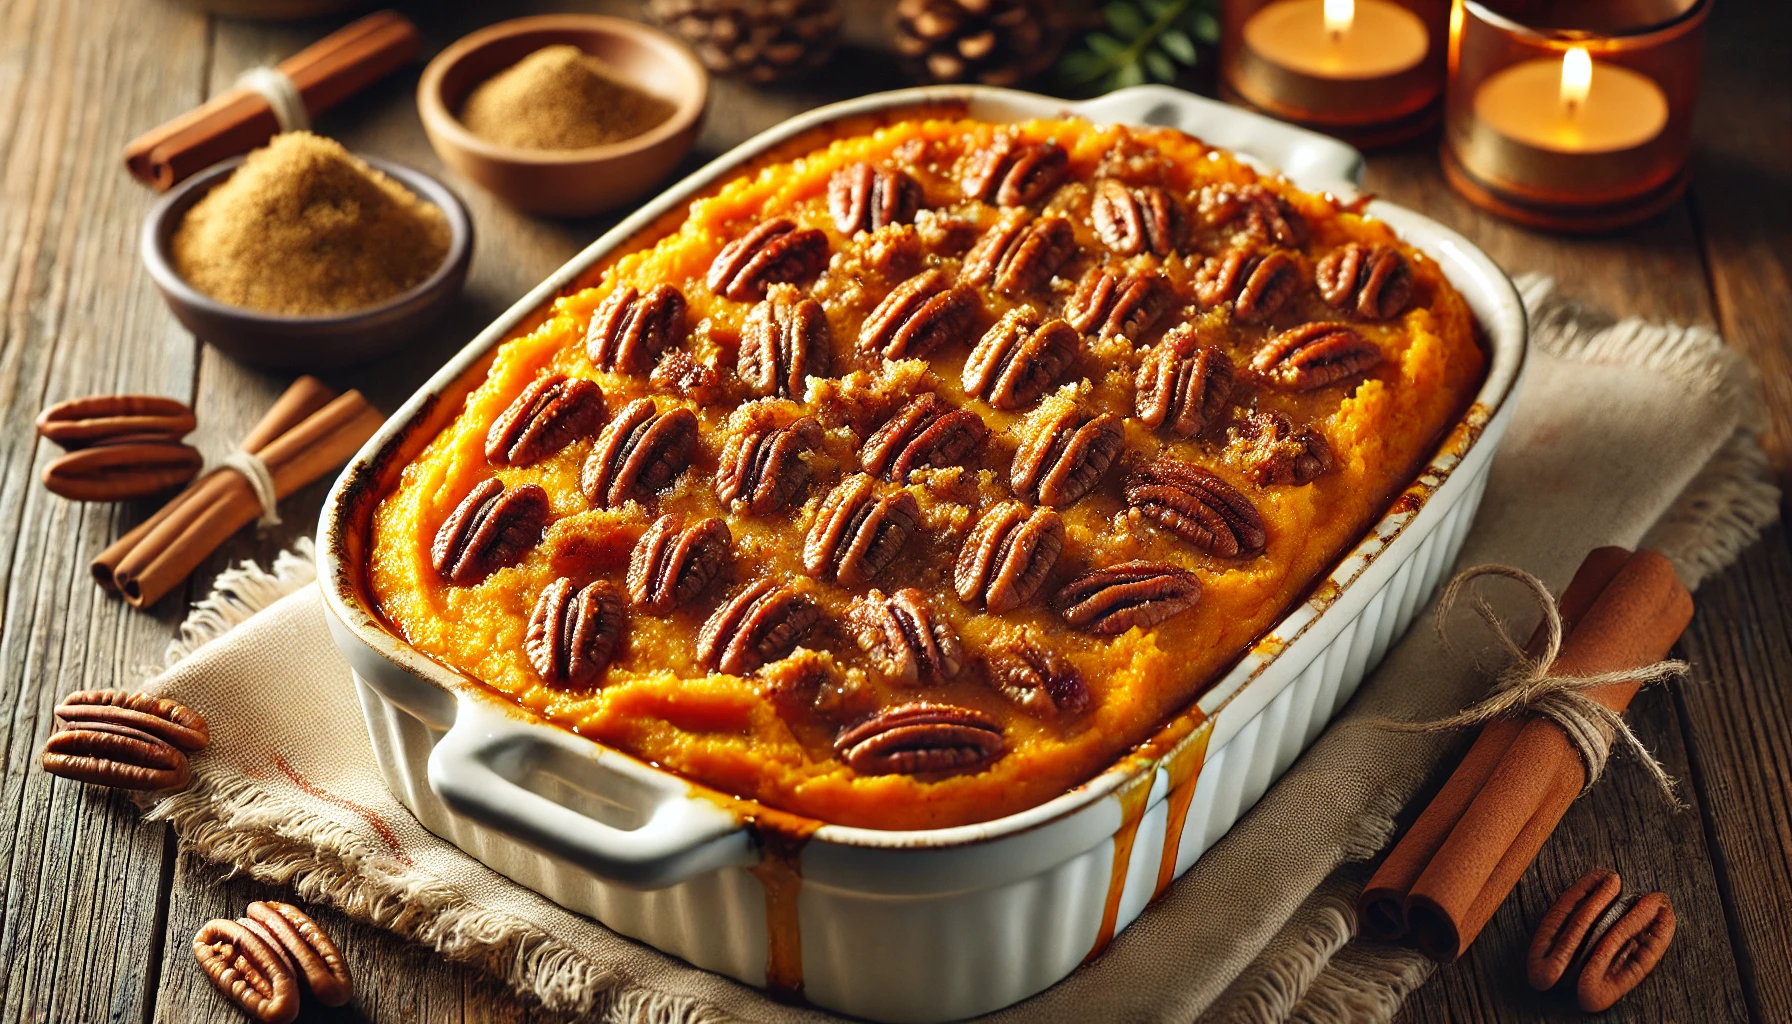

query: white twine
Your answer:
[218,449,282,528]
[1369,564,1689,807]
[236,66,310,133]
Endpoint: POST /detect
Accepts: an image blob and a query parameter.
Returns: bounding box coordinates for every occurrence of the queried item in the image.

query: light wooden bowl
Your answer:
[418,15,709,218]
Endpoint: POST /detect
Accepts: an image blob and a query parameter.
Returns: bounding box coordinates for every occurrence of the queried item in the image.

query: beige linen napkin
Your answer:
[135,277,1777,1024]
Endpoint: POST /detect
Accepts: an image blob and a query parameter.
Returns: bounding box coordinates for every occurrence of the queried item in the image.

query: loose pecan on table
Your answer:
[706,218,829,301]
[1230,410,1334,486]
[193,919,300,1024]
[850,587,964,686]
[1134,325,1234,438]
[1092,179,1181,256]
[715,416,823,515]
[1576,891,1675,1013]
[834,701,1005,776]
[1315,242,1412,321]
[431,478,550,585]
[1125,456,1267,557]
[526,577,626,686]
[961,136,1068,206]
[860,393,989,482]
[35,394,196,447]
[1527,868,1625,991]
[585,284,687,373]
[1011,405,1123,508]
[484,373,607,466]
[962,311,1079,411]
[627,513,732,612]
[961,212,1075,296]
[580,398,698,508]
[41,441,203,502]
[54,689,210,751]
[987,638,1089,718]
[41,721,191,790]
[829,161,924,235]
[803,473,921,586]
[954,501,1064,613]
[858,268,980,360]
[1251,321,1382,391]
[242,901,353,1007]
[1196,182,1309,247]
[1055,560,1202,634]
[739,285,832,399]
[1065,266,1173,341]
[1193,248,1302,325]
[698,578,821,675]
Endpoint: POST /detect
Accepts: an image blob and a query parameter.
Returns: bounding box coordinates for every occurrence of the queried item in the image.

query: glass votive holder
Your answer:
[1220,0,1451,147]
[1442,0,1708,232]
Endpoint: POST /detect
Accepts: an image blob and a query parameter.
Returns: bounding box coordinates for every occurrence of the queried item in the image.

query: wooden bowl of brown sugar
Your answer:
[418,15,708,217]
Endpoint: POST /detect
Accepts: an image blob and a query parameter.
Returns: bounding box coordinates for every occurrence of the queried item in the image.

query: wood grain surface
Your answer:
[0,1,1784,1022]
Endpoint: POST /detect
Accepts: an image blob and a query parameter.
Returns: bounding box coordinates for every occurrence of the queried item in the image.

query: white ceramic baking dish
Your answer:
[318,85,1527,1023]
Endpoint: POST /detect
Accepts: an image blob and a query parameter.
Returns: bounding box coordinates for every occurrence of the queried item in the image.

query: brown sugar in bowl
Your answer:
[418,15,708,217]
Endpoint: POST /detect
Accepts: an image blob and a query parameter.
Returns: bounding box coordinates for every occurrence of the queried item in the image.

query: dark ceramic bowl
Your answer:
[140,154,473,370]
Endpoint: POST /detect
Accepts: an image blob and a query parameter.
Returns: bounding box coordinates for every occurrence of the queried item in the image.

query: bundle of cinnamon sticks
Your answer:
[94,377,382,609]
[1359,546,1694,962]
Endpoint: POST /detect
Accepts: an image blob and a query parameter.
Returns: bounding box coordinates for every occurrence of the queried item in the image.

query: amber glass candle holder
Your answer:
[1220,0,1450,147]
[1442,0,1708,232]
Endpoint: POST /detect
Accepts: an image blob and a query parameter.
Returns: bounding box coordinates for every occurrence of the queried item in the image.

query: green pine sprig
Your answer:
[1055,0,1221,97]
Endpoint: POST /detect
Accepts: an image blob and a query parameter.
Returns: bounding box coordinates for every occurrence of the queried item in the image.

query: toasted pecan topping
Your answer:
[715,416,823,515]
[1066,266,1174,341]
[850,587,964,686]
[962,136,1068,206]
[1134,326,1234,438]
[740,285,832,399]
[1252,322,1382,391]
[580,399,698,508]
[1193,248,1302,325]
[1092,179,1181,256]
[432,479,550,585]
[586,284,687,373]
[834,701,1005,775]
[1229,410,1334,486]
[1197,183,1309,247]
[961,211,1075,296]
[1055,560,1202,634]
[858,268,981,360]
[1125,456,1267,557]
[627,513,733,613]
[804,474,921,586]
[954,501,1064,613]
[1011,405,1123,508]
[962,311,1079,411]
[698,579,821,675]
[1316,242,1412,321]
[829,162,924,235]
[987,637,1089,718]
[861,393,989,482]
[707,218,829,301]
[485,373,606,466]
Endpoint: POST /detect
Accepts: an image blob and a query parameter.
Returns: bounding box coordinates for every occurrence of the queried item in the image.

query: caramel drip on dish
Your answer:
[1083,774,1155,963]
[743,808,820,1002]
[1153,722,1213,899]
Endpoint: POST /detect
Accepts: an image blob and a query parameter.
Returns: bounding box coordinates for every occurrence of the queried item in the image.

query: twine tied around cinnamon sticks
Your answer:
[1369,563,1689,806]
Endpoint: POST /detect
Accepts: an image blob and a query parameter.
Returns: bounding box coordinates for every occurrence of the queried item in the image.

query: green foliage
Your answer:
[1055,0,1221,97]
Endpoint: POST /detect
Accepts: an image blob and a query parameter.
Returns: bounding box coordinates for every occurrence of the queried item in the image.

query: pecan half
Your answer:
[860,394,989,482]
[834,702,1005,775]
[715,416,823,515]
[485,373,607,466]
[1092,179,1180,256]
[1316,242,1412,321]
[698,579,821,675]
[40,721,190,790]
[962,136,1068,206]
[804,473,920,586]
[242,902,353,1007]
[961,212,1075,296]
[35,394,195,448]
[649,348,722,404]
[193,919,300,1024]
[1252,322,1382,391]
[1528,869,1623,991]
[1231,410,1334,486]
[954,501,1064,613]
[740,286,832,399]
[962,312,1079,411]
[706,218,829,301]
[1066,266,1173,341]
[432,479,550,585]
[580,399,698,508]
[1011,406,1123,507]
[54,689,209,751]
[1125,456,1267,557]
[1055,561,1202,634]
[526,577,626,686]
[41,441,202,501]
[586,284,687,373]
[1196,182,1309,247]
[829,162,924,234]
[1134,326,1234,438]
[1577,891,1676,1013]
[858,268,980,360]
[850,588,964,686]
[1193,248,1302,325]
[627,513,732,612]
[987,638,1089,717]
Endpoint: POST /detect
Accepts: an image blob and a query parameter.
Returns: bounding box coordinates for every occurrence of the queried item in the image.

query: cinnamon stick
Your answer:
[1356,546,1633,940]
[123,11,420,190]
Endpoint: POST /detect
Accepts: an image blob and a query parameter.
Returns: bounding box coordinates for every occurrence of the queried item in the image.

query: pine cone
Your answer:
[893,0,1066,87]
[649,0,842,84]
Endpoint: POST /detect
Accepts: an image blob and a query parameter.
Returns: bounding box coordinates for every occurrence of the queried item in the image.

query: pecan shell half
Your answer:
[698,578,821,675]
[1196,183,1309,247]
[54,689,209,751]
[580,398,699,508]
[961,212,1075,296]
[243,901,353,1007]
[860,393,989,482]
[962,136,1068,206]
[193,918,300,1024]
[1316,242,1413,321]
[1092,179,1181,256]
[706,218,829,301]
[485,373,607,466]
[962,312,1079,411]
[586,284,687,373]
[1134,326,1234,439]
[1528,869,1624,992]
[715,416,823,515]
[829,162,924,234]
[41,441,202,501]
[1066,266,1173,341]
[834,702,1005,776]
[740,285,832,399]
[1252,322,1382,391]
[35,394,195,448]
[803,473,921,586]
[1193,248,1302,325]
[850,588,964,686]
[40,721,190,790]
[1577,891,1676,1013]
[858,268,980,360]
[526,577,626,686]
[432,479,550,585]
[627,513,732,612]
[1055,560,1202,634]
[1231,410,1335,486]
[1125,456,1267,557]
[987,638,1089,718]
[1011,406,1123,508]
[954,501,1065,613]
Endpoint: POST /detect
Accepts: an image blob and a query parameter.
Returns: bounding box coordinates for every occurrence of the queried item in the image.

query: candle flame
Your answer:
[1560,46,1592,114]
[1324,0,1354,38]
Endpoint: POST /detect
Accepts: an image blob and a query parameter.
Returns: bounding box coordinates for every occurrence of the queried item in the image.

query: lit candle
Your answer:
[1472,46,1668,154]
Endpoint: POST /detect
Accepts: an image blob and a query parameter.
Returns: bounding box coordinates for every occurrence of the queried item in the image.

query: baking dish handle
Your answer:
[428,694,754,889]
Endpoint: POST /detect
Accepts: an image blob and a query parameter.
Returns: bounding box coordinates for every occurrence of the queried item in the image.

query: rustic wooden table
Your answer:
[0,1,1785,1021]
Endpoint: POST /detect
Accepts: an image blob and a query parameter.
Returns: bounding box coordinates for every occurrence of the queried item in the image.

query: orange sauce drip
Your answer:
[740,805,820,1001]
[1153,722,1213,899]
[1083,773,1155,963]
